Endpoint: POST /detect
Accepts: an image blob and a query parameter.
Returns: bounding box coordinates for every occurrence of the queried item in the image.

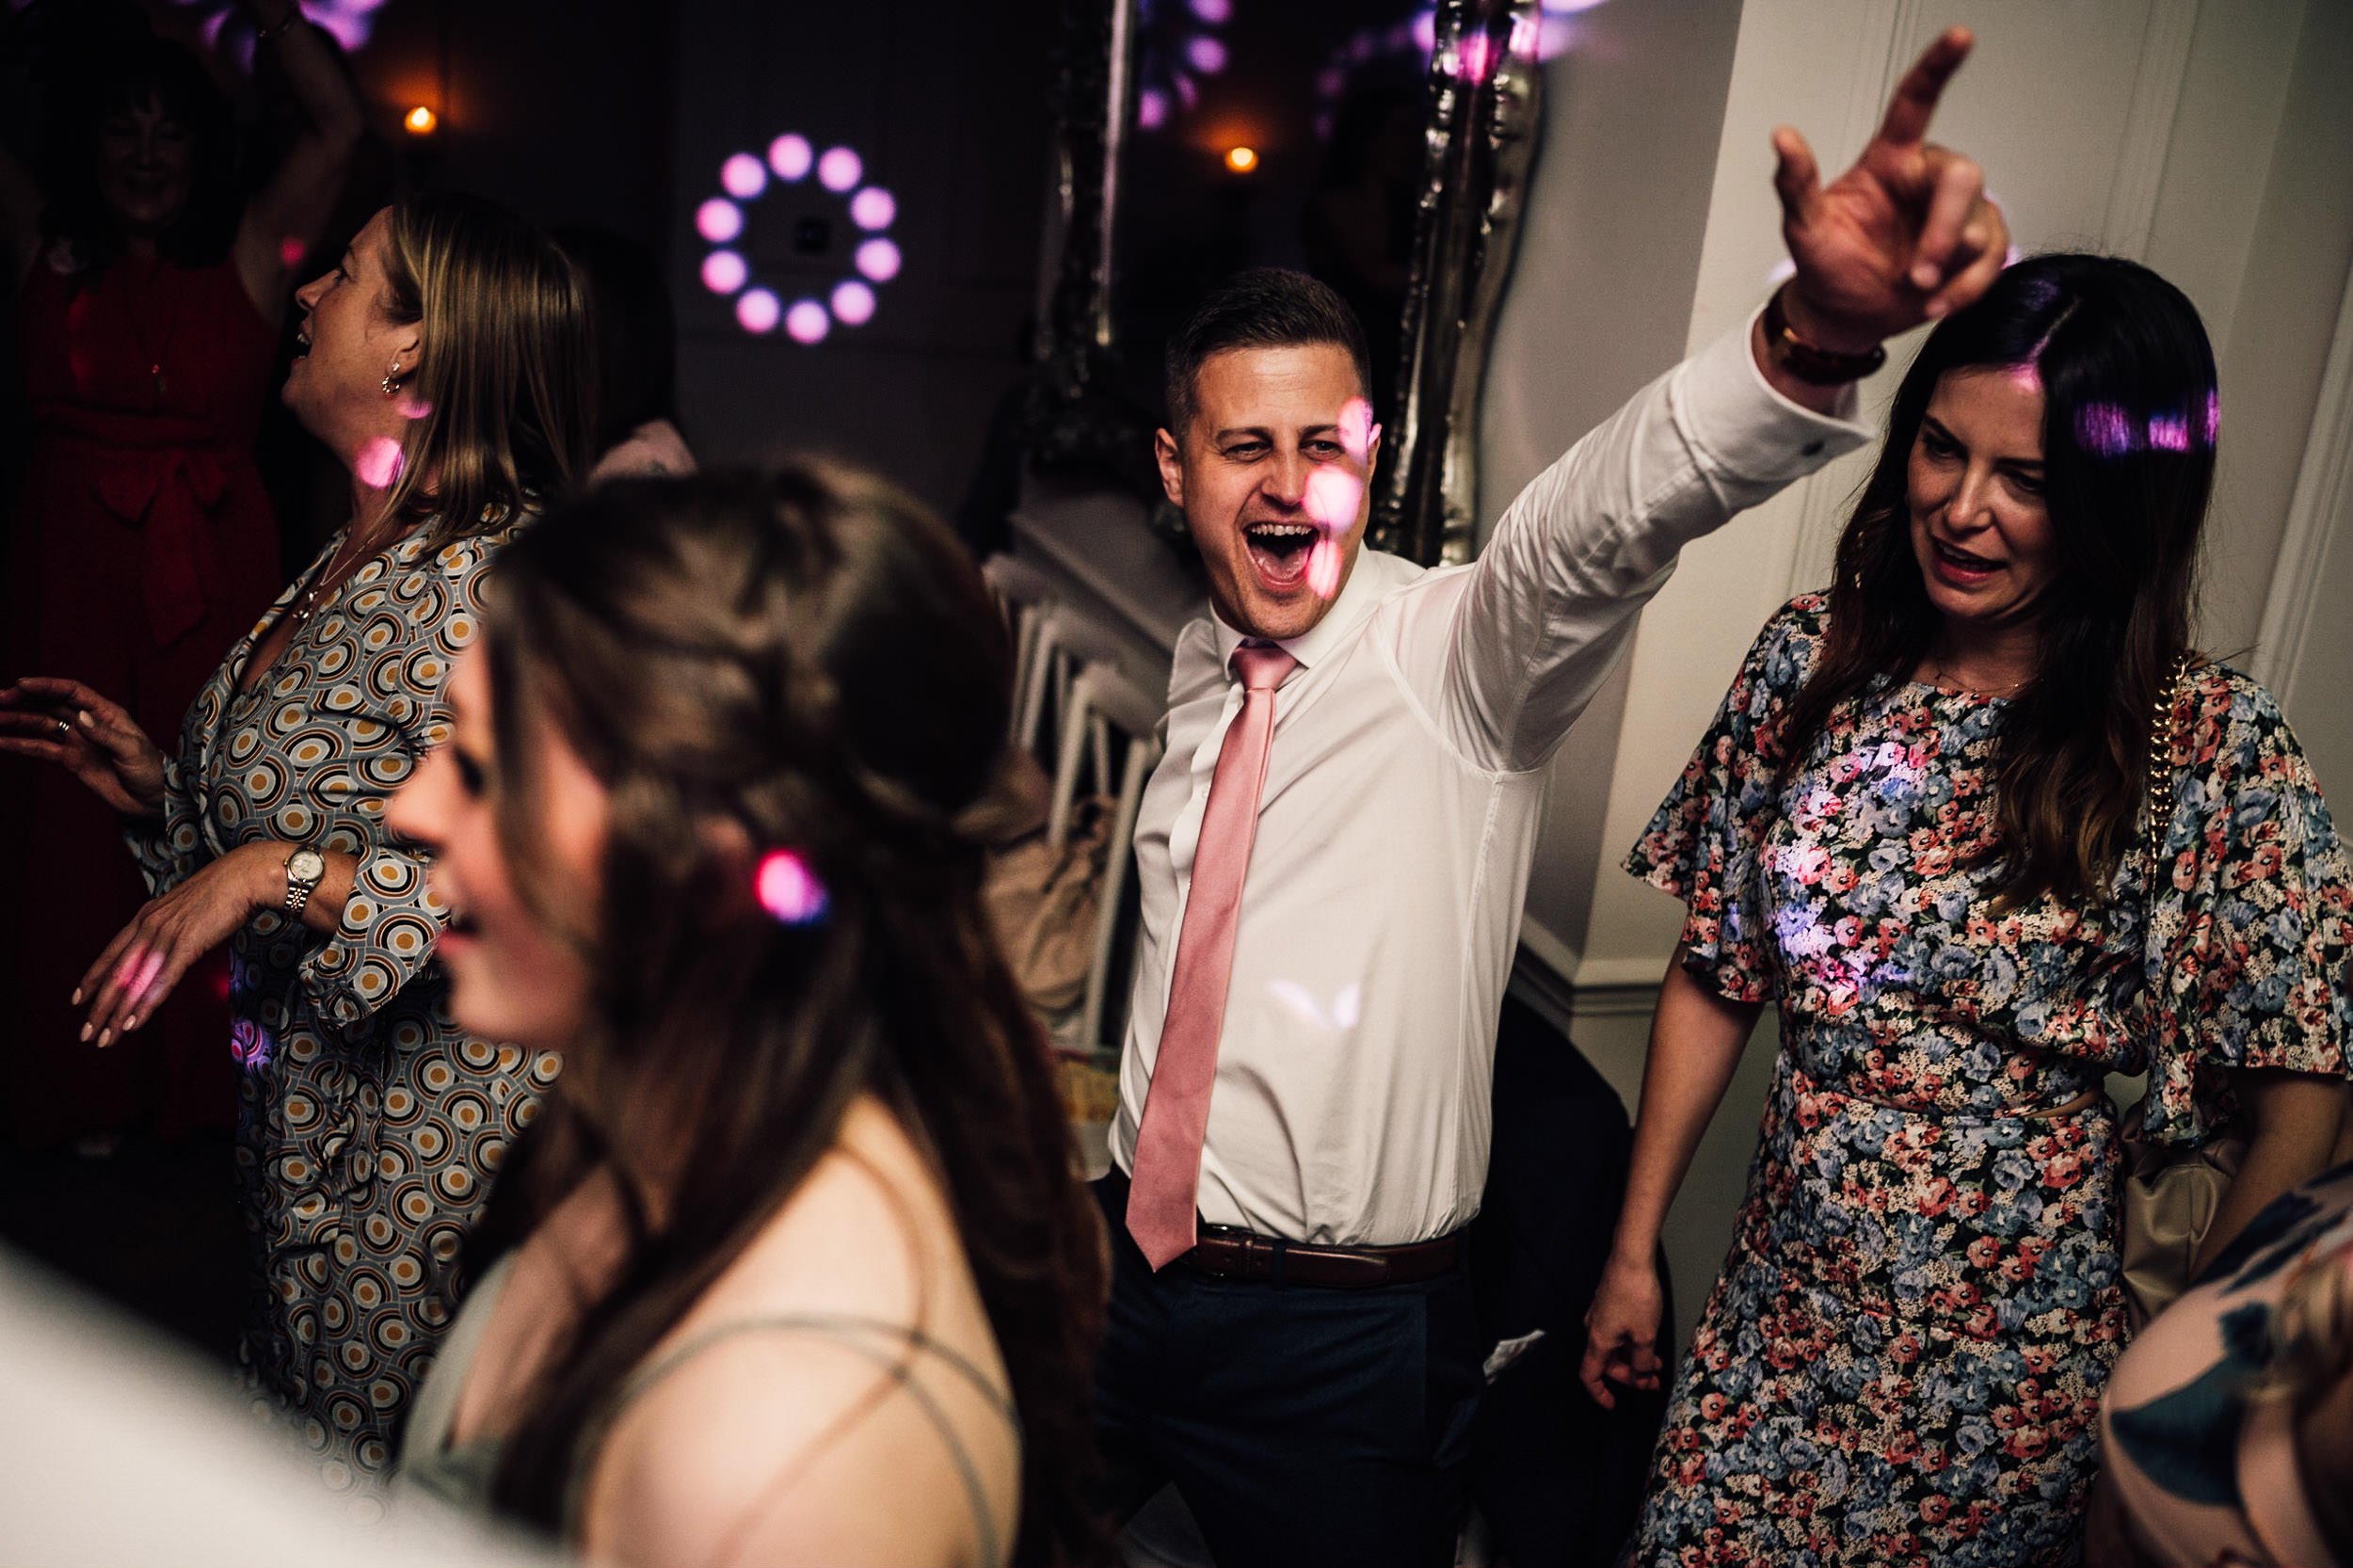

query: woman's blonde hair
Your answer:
[375,191,597,541]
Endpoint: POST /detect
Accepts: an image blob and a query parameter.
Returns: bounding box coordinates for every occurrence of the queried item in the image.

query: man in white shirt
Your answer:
[1090,28,2009,1567]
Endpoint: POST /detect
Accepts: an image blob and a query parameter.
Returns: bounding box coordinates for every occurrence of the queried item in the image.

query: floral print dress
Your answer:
[128,520,560,1487]
[1621,596,2351,1567]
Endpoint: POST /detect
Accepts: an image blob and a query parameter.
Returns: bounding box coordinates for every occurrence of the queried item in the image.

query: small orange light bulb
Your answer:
[1225,145,1257,174]
[404,105,439,136]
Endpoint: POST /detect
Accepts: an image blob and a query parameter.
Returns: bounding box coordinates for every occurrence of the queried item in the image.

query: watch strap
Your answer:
[1763,286,1888,386]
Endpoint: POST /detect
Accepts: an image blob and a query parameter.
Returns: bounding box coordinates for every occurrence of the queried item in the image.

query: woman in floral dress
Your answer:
[0,192,593,1483]
[1580,255,2353,1566]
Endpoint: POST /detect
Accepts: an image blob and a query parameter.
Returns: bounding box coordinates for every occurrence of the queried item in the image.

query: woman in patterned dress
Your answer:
[1579,254,2353,1566]
[0,190,594,1483]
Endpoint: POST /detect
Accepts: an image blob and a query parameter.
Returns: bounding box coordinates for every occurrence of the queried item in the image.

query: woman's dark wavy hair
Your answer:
[471,466,1107,1563]
[1774,253,2219,905]
[39,37,241,272]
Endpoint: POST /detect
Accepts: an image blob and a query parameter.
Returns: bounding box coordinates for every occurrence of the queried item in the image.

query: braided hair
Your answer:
[471,466,1106,1563]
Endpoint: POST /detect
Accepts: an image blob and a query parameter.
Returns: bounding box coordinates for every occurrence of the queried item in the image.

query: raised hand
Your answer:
[1773,26,2009,352]
[0,678,168,815]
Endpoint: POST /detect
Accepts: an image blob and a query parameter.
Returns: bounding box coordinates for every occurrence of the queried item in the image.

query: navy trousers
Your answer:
[1090,1174,1482,1568]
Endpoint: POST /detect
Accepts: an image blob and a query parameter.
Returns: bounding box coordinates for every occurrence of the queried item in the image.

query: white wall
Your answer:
[1489,0,2353,1345]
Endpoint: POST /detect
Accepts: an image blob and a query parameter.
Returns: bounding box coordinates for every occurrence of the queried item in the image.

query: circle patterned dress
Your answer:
[128,518,560,1486]
[1619,596,2352,1567]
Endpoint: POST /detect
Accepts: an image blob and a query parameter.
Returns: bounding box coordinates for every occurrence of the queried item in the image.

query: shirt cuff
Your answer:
[1671,301,1877,488]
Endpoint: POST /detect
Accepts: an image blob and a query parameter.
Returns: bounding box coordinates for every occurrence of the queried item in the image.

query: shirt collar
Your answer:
[1209,545,1407,677]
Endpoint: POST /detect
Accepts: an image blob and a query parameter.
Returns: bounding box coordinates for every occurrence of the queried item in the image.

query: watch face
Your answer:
[289,849,326,883]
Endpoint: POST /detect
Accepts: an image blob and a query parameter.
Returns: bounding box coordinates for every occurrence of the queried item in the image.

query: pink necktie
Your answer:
[1128,642,1299,1270]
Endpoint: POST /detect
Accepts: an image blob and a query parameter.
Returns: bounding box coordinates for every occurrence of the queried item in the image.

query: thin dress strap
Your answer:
[564,1313,1022,1567]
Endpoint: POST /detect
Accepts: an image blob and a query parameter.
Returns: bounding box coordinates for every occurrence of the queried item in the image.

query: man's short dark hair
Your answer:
[1163,268,1374,437]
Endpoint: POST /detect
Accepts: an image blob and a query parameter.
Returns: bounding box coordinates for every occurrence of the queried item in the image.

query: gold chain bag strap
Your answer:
[2117,650,2247,1330]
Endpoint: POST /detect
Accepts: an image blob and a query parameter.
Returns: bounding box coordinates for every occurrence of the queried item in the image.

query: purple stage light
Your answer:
[1187,36,1227,73]
[831,280,877,326]
[700,249,748,295]
[818,147,863,193]
[721,153,767,200]
[849,187,897,231]
[856,237,902,282]
[768,134,814,181]
[696,198,744,244]
[757,849,829,925]
[736,288,782,334]
[1189,0,1230,20]
[1138,88,1170,129]
[785,299,830,344]
[702,130,900,341]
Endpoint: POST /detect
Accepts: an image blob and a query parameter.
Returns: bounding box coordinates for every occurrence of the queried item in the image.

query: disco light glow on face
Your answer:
[736,288,782,334]
[817,147,863,193]
[856,237,902,282]
[356,436,404,488]
[696,130,903,341]
[785,299,830,344]
[701,248,748,295]
[768,134,813,181]
[757,849,828,925]
[395,393,433,422]
[720,153,767,200]
[831,280,876,326]
[696,198,744,244]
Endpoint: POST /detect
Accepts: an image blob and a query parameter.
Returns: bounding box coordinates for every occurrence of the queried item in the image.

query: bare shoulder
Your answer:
[575,1101,1019,1568]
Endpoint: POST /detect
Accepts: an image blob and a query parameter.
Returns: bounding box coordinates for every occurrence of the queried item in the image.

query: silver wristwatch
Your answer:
[283,848,327,918]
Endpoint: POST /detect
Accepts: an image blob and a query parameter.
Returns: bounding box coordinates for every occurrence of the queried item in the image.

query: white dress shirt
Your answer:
[1112,310,1873,1245]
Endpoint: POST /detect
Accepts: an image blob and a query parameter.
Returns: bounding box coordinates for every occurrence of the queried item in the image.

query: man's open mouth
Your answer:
[1244,520,1317,586]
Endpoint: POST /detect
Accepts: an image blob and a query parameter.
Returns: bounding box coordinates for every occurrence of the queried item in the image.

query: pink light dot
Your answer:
[756,849,829,925]
[1304,466,1364,530]
[696,198,744,244]
[720,152,767,200]
[817,147,863,193]
[849,186,896,231]
[700,249,748,295]
[785,299,831,344]
[768,134,814,181]
[1138,89,1170,129]
[355,436,404,489]
[278,235,307,269]
[395,394,434,421]
[830,280,876,326]
[1189,0,1230,20]
[1187,37,1227,74]
[736,288,781,334]
[855,237,902,282]
[1412,12,1436,51]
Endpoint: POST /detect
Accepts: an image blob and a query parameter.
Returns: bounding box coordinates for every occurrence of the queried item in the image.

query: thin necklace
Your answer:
[1927,659,2030,697]
[287,516,398,635]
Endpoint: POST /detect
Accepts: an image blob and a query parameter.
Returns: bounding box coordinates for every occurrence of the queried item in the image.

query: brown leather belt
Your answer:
[1180,1224,1464,1288]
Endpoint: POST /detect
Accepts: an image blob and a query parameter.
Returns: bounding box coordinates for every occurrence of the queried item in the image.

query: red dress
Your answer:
[0,247,285,1147]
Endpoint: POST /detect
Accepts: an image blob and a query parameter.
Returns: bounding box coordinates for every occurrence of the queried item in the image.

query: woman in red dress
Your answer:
[0,13,360,1150]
